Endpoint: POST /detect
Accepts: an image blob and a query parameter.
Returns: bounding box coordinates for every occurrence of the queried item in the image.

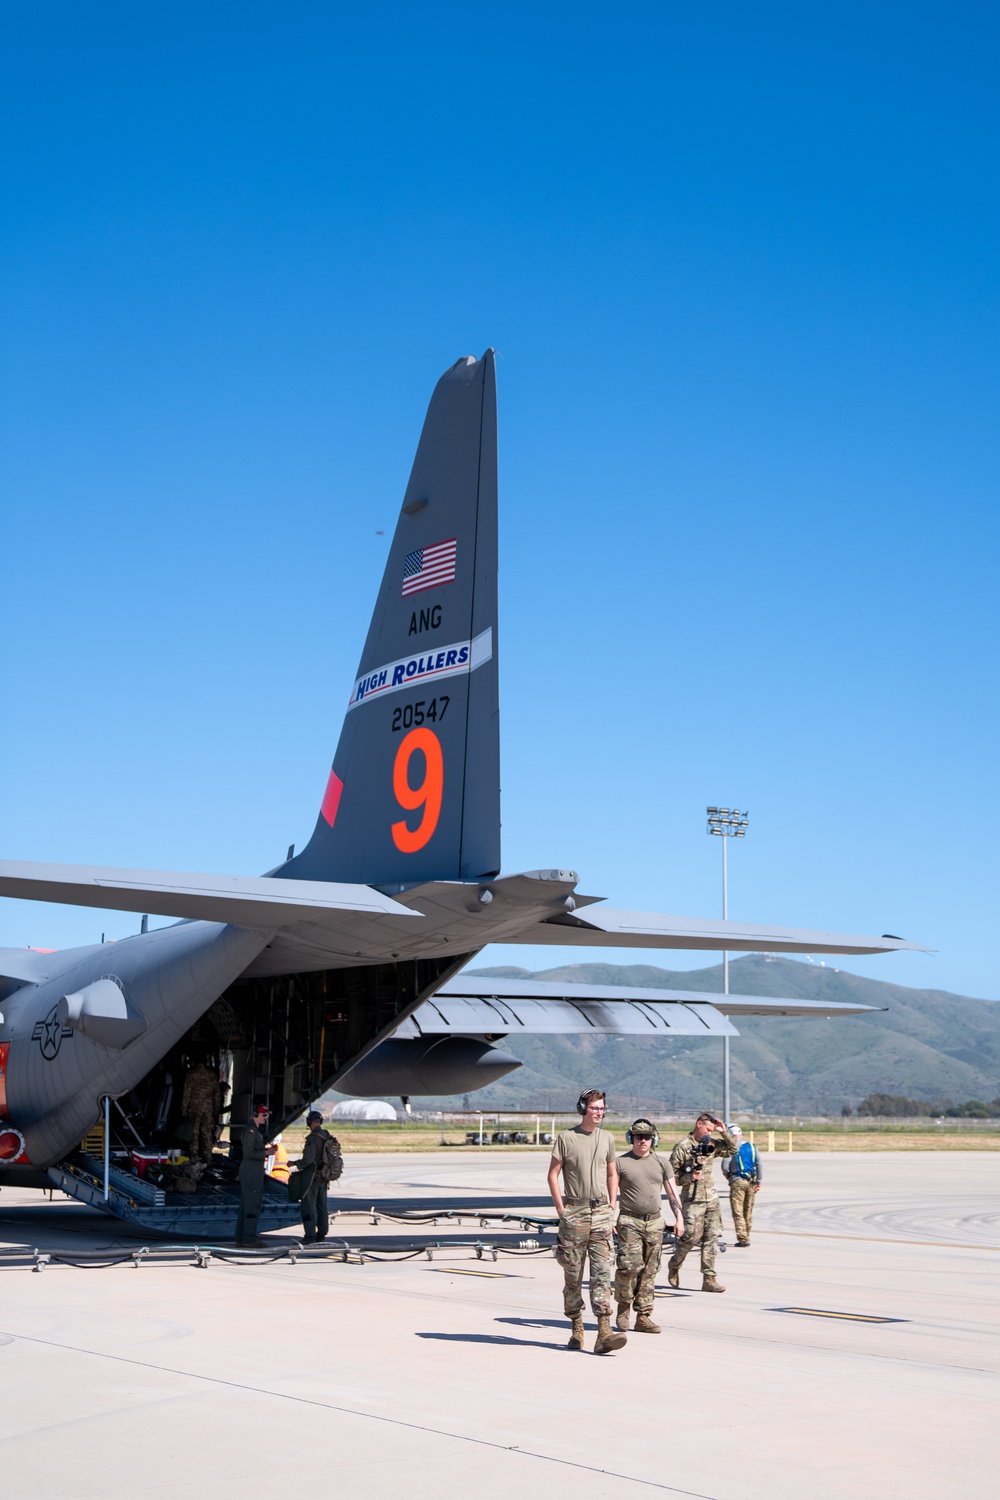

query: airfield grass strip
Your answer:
[275,1124,1000,1154]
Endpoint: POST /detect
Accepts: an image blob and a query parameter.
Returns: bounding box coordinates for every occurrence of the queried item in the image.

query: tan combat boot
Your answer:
[594,1315,627,1354]
[615,1302,632,1332]
[667,1263,680,1289]
[701,1276,726,1292]
[567,1315,585,1350]
[634,1313,661,1333]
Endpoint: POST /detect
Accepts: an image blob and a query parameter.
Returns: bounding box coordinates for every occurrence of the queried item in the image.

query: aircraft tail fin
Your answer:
[284,351,500,887]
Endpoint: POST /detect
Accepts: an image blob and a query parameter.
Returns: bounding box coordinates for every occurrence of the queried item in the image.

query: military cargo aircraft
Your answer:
[0,351,921,1232]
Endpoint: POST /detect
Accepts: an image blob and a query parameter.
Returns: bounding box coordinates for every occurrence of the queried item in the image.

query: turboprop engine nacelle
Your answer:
[336,1035,521,1098]
[56,979,145,1049]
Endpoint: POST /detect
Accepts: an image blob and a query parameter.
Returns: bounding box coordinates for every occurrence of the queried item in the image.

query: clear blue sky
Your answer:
[2,5,997,998]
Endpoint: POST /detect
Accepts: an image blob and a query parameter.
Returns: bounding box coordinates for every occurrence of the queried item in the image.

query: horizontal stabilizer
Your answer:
[391,974,878,1036]
[712,994,882,1018]
[0,947,55,983]
[0,860,419,928]
[518,908,926,956]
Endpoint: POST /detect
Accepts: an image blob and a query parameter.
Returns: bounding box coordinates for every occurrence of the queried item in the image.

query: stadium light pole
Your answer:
[706,807,749,1124]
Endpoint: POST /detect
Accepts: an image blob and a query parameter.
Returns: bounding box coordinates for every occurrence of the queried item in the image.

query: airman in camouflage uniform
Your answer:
[614,1118,685,1334]
[547,1089,628,1354]
[181,1061,222,1162]
[723,1124,762,1246]
[667,1113,738,1292]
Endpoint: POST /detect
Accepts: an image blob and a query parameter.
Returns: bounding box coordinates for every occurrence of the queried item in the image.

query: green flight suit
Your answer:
[297,1127,332,1242]
[236,1120,266,1243]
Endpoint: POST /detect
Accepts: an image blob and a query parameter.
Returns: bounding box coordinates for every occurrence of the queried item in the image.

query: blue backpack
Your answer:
[733,1141,758,1179]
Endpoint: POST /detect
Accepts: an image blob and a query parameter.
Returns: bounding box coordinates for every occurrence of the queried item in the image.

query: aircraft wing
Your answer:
[396,986,736,1037]
[0,860,419,928]
[390,973,880,1037]
[510,907,926,956]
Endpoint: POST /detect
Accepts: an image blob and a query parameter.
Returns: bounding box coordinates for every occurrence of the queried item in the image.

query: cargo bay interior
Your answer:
[56,956,467,1232]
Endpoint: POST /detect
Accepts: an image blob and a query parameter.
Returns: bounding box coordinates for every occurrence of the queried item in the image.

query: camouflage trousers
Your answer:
[614,1214,664,1315]
[729,1178,756,1244]
[668,1200,721,1277]
[555,1203,615,1317]
[188,1110,216,1163]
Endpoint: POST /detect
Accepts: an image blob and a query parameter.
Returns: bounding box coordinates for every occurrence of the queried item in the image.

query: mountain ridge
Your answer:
[437,956,1000,1114]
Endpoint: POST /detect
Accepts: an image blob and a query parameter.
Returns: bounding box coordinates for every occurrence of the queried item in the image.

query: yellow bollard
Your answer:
[767,1130,775,1153]
[788,1131,793,1152]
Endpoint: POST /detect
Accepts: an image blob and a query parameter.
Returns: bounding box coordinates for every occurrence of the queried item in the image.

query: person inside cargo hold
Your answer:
[181,1059,222,1163]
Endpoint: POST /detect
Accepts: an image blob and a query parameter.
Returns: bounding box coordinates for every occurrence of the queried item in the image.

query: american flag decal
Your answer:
[402,538,457,597]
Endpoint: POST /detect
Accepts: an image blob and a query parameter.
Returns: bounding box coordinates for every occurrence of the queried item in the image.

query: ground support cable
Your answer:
[24,1234,555,1271]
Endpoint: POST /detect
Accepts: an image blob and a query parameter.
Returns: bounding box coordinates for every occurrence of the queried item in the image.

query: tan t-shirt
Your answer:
[616,1151,675,1217]
[553,1126,617,1204]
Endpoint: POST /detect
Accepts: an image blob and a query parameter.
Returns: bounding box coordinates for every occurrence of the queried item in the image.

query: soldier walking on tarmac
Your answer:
[614,1118,685,1334]
[547,1089,627,1354]
[181,1059,221,1163]
[235,1101,271,1246]
[668,1112,738,1292]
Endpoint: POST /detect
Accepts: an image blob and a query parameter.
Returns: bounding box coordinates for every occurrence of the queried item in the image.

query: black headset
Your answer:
[626,1118,660,1148]
[576,1089,607,1115]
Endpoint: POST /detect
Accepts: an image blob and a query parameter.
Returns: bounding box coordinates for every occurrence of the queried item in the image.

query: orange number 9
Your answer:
[391,727,443,853]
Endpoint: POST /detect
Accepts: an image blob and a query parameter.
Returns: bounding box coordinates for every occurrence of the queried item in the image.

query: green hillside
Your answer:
[430,956,1000,1115]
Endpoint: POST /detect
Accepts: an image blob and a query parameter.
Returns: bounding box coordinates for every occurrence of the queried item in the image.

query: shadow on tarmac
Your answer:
[415,1331,568,1351]
[496,1315,573,1329]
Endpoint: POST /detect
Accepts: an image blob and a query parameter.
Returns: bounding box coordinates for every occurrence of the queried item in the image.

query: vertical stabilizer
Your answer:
[285,351,500,887]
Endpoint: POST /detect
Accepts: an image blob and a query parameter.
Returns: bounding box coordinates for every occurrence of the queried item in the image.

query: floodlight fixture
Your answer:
[706,806,749,838]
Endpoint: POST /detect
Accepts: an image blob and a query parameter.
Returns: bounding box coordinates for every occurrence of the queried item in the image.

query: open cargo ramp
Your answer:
[47,1155,302,1239]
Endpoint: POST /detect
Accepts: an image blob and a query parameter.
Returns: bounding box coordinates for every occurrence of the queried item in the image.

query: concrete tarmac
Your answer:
[0,1151,996,1499]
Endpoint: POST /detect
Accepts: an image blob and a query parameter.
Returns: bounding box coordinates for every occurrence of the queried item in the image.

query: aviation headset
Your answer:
[626,1117,660,1148]
[576,1089,607,1115]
